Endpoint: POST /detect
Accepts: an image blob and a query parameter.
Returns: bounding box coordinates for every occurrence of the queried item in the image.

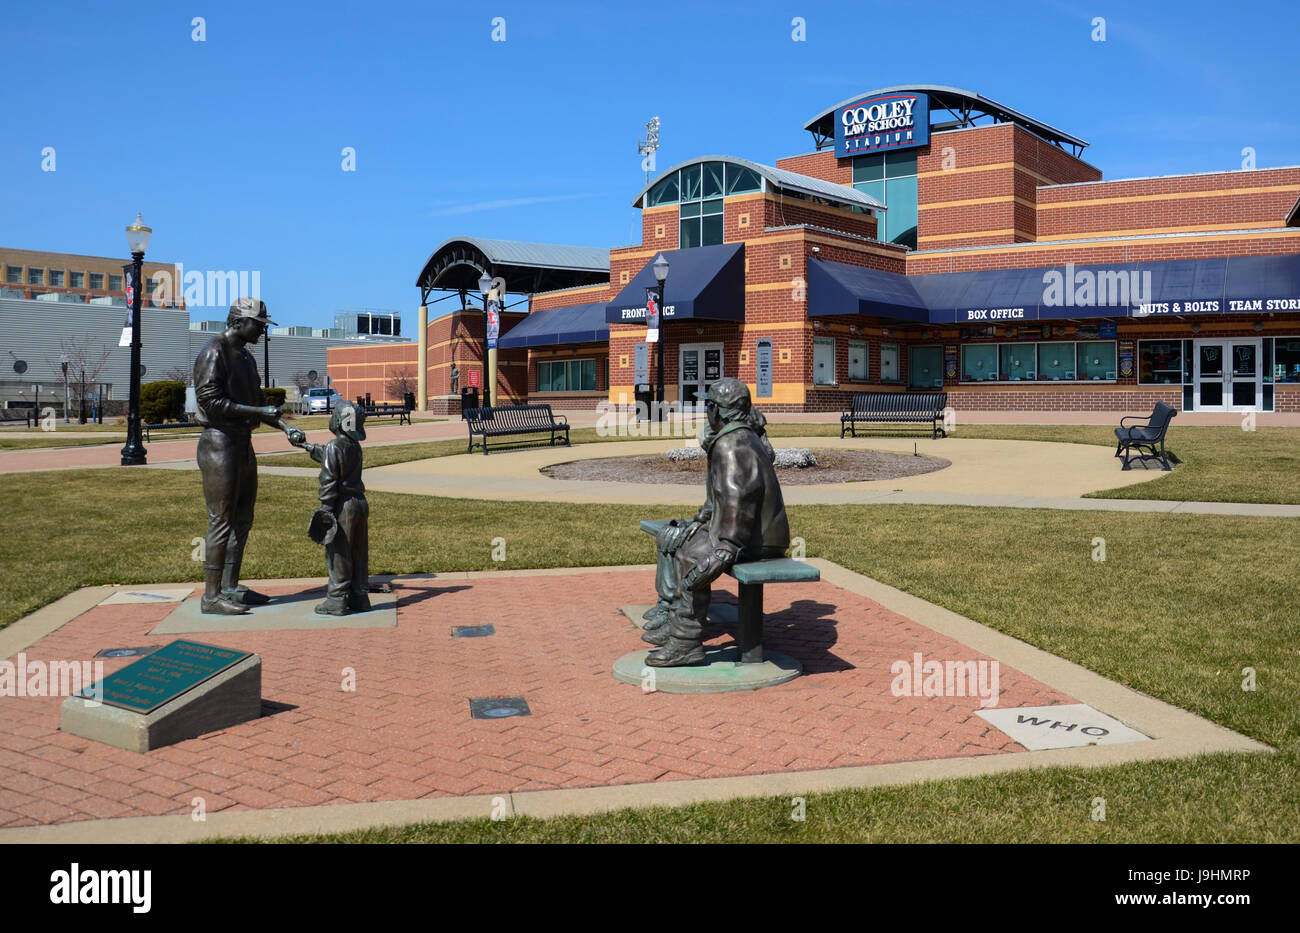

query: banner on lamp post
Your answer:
[645,287,660,344]
[118,264,135,347]
[485,298,500,350]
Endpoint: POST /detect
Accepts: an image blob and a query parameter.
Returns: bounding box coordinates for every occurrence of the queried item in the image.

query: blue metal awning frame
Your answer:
[498,301,609,348]
[605,243,746,324]
[812,254,1300,325]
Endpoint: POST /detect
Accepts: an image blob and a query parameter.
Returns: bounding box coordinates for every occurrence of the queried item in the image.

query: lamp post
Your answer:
[478,271,499,407]
[120,212,152,466]
[652,254,669,421]
[60,353,69,424]
[79,366,87,424]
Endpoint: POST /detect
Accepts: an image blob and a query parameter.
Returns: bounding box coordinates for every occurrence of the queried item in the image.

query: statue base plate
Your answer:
[613,645,801,694]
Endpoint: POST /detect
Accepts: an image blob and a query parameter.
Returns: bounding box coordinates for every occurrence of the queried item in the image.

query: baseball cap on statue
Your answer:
[695,377,750,410]
[230,297,275,326]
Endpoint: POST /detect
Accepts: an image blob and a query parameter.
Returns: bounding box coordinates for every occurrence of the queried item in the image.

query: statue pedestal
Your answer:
[612,645,801,694]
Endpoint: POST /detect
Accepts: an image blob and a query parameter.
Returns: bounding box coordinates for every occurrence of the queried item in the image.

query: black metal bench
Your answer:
[640,519,819,663]
[464,404,570,454]
[362,403,411,425]
[841,391,948,439]
[0,409,35,427]
[1114,401,1177,471]
[143,421,201,441]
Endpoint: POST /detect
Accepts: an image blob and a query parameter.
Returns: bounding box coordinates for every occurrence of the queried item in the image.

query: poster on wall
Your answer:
[634,343,649,388]
[468,368,481,388]
[1118,340,1135,378]
[944,346,958,380]
[756,338,773,398]
[704,349,721,381]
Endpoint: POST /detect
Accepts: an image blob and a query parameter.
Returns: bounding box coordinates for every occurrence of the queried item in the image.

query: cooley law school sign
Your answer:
[836,92,930,158]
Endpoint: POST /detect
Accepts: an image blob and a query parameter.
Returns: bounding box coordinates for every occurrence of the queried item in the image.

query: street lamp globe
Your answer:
[478,272,493,297]
[652,254,669,283]
[125,212,152,256]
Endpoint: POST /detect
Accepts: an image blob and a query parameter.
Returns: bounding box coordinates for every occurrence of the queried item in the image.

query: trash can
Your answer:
[634,385,655,421]
[403,391,415,410]
[460,387,479,418]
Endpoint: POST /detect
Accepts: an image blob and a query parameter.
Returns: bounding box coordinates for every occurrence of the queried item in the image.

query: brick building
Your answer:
[340,84,1300,414]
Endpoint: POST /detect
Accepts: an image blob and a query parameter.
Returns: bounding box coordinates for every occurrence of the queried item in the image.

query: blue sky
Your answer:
[2,0,1297,328]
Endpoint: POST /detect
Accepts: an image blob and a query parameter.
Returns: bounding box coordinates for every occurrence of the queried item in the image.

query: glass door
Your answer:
[1194,339,1261,410]
[679,342,723,405]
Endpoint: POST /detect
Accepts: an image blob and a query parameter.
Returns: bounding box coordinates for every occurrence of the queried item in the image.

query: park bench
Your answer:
[1114,401,1177,471]
[464,404,570,455]
[640,519,820,663]
[361,402,411,425]
[143,421,201,441]
[0,408,35,427]
[840,391,948,439]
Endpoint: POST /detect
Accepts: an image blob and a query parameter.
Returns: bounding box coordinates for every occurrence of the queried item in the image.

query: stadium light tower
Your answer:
[638,116,660,184]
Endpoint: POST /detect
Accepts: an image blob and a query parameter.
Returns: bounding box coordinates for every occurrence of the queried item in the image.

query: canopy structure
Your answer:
[810,255,1300,324]
[802,84,1089,157]
[631,155,885,212]
[498,302,608,349]
[806,259,928,323]
[605,243,746,324]
[415,236,609,304]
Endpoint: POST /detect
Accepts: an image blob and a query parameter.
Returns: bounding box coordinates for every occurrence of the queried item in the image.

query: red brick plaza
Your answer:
[0,568,1073,829]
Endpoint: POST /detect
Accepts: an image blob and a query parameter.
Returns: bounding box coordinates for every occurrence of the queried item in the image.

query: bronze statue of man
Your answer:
[643,378,789,666]
[194,298,305,614]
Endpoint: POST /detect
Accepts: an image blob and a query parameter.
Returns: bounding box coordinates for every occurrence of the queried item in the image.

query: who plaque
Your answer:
[61,639,262,753]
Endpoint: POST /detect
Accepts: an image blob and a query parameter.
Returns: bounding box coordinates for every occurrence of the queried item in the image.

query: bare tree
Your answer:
[384,366,417,401]
[47,338,113,417]
[160,365,193,386]
[291,371,320,393]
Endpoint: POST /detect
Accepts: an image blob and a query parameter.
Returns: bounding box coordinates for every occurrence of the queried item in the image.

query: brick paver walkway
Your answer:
[0,569,1073,828]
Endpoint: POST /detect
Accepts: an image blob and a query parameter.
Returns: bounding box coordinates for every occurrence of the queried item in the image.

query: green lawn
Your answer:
[3,467,1297,842]
[259,422,1300,505]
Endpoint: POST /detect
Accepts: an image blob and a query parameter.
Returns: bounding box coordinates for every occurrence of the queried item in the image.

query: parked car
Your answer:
[304,387,341,413]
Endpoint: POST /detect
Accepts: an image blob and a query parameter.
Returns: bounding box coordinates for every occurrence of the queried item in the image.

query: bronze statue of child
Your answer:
[294,401,371,615]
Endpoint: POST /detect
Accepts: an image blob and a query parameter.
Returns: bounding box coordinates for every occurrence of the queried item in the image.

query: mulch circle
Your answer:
[542,448,950,485]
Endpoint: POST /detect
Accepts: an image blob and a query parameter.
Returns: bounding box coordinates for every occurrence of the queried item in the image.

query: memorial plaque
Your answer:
[77,640,252,714]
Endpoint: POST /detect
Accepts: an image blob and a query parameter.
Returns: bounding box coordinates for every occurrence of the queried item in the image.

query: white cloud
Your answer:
[429,193,596,217]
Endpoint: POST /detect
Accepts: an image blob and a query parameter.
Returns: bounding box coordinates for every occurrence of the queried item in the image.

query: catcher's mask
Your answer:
[330,401,367,441]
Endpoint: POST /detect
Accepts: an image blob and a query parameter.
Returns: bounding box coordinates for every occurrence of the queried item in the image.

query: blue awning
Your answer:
[498,301,609,348]
[806,258,929,322]
[605,243,745,324]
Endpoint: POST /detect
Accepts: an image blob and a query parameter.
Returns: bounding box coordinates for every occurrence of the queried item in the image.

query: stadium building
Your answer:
[332,84,1300,416]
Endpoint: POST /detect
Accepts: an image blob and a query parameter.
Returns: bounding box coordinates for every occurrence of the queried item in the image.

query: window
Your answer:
[109,274,123,291]
[49,270,64,287]
[4,266,20,285]
[908,346,943,388]
[28,268,43,285]
[1138,340,1184,385]
[962,344,998,381]
[69,271,84,288]
[880,343,900,383]
[89,273,104,289]
[1000,344,1036,380]
[538,359,596,392]
[813,337,836,385]
[1037,342,1076,381]
[680,198,724,248]
[1077,341,1117,381]
[1274,338,1300,384]
[646,161,762,244]
[848,340,868,381]
[852,152,919,248]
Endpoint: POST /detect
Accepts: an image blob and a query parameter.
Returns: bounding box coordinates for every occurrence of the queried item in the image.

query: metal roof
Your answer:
[631,156,885,211]
[802,85,1089,155]
[415,236,609,297]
